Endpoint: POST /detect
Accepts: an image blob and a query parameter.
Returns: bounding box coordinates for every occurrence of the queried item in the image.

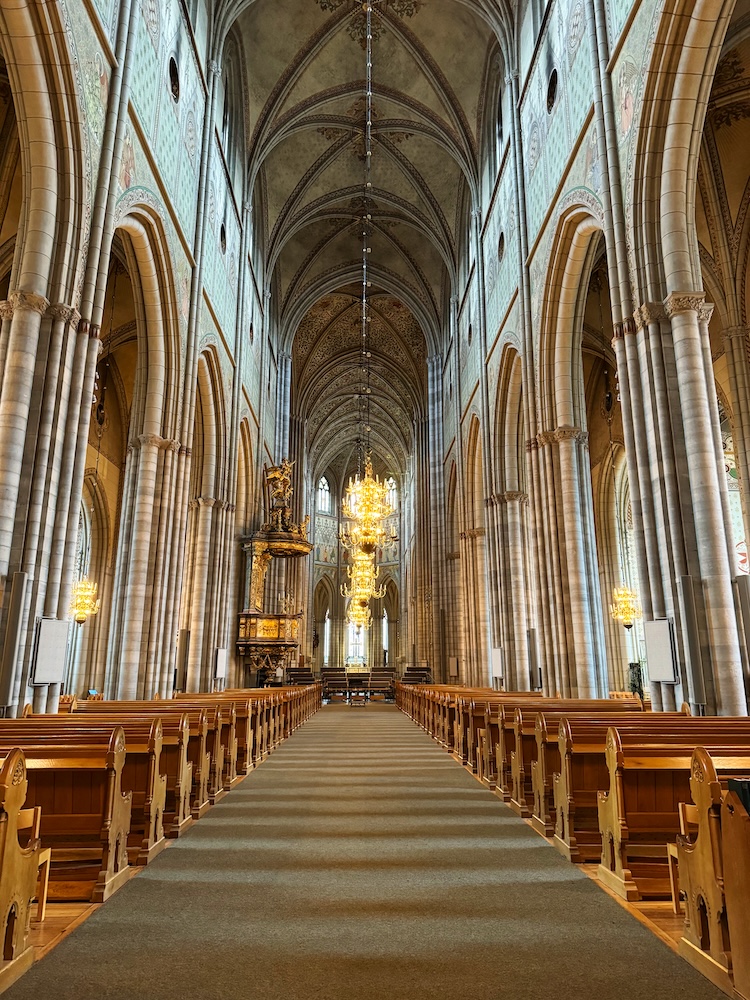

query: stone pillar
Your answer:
[115,433,161,699]
[666,292,746,714]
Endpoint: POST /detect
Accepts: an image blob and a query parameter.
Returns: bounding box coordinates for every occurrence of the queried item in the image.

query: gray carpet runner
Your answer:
[7,705,727,999]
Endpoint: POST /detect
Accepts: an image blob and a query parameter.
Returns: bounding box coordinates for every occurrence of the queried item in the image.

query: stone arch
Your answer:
[464,415,490,685]
[182,348,228,692]
[538,207,603,432]
[534,208,609,698]
[493,345,530,690]
[0,0,87,302]
[101,210,184,700]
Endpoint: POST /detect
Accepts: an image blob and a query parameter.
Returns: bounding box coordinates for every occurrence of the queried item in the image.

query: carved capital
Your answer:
[698,301,715,324]
[502,490,529,505]
[9,289,49,315]
[525,437,539,452]
[47,303,80,328]
[554,425,587,445]
[663,291,706,318]
[466,527,485,538]
[446,551,460,561]
[138,433,162,450]
[180,445,192,457]
[197,496,217,508]
[612,317,636,340]
[79,318,101,339]
[536,430,554,448]
[209,59,222,78]
[0,301,12,321]
[723,325,749,342]
[634,302,665,330]
[538,426,588,447]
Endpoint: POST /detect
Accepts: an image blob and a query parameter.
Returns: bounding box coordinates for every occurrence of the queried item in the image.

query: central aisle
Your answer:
[7,706,726,1000]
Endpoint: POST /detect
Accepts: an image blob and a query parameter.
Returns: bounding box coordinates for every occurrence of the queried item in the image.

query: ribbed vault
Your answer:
[231,0,496,480]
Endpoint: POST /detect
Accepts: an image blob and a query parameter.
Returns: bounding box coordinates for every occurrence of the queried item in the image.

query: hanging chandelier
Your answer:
[610,586,642,630]
[70,578,101,626]
[342,549,386,600]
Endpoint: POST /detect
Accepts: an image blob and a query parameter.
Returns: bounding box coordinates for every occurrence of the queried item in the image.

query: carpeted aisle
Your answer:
[6,705,727,1000]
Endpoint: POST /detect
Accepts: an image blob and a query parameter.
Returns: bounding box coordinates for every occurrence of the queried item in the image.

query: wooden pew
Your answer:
[508,700,644,818]
[174,693,255,775]
[553,717,750,868]
[489,696,642,805]
[722,779,750,1000]
[68,701,212,819]
[675,748,750,993]
[10,715,167,865]
[0,749,44,990]
[530,706,689,837]
[164,698,237,793]
[596,723,750,900]
[0,727,132,902]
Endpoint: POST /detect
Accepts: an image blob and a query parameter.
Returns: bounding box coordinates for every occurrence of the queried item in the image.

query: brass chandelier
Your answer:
[610,586,642,630]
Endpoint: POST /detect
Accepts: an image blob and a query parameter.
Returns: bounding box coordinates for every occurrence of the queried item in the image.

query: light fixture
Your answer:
[610,586,642,630]
[70,578,101,625]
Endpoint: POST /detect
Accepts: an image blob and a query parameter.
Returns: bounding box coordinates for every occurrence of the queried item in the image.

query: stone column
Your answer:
[503,491,531,690]
[0,292,49,577]
[666,292,746,714]
[115,433,161,699]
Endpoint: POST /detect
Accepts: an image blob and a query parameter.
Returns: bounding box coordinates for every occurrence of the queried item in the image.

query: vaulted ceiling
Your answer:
[236,0,495,484]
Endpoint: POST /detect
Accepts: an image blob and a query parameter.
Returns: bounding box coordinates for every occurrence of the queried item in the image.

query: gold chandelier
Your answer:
[610,586,642,630]
[70,577,101,625]
[342,549,386,600]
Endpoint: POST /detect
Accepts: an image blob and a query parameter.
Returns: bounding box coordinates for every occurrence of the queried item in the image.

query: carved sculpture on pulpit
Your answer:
[238,458,313,684]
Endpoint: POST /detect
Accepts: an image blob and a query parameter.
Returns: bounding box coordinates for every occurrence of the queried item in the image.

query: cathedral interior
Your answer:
[0,0,746,716]
[0,0,748,994]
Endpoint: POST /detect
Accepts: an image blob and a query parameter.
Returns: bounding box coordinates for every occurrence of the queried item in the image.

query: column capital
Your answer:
[9,289,49,316]
[663,290,706,318]
[634,302,665,330]
[48,303,81,329]
[78,319,101,339]
[537,426,587,447]
[209,59,222,78]
[612,316,637,340]
[723,325,749,341]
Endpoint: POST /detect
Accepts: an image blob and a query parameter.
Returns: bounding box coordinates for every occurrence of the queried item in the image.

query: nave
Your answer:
[6,707,727,1000]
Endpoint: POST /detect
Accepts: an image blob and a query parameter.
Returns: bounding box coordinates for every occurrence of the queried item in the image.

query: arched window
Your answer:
[385,476,397,511]
[719,401,748,573]
[221,71,231,149]
[317,476,331,513]
[323,610,331,666]
[347,621,365,663]
[496,86,504,162]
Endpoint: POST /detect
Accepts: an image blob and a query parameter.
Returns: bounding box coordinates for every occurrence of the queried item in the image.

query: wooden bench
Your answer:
[553,717,750,867]
[68,701,212,819]
[174,693,255,775]
[722,778,750,1000]
[165,698,238,793]
[0,749,44,990]
[596,723,750,900]
[675,748,750,993]
[490,696,643,805]
[0,727,132,902]
[9,715,168,865]
[531,707,689,838]
[51,705,193,837]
